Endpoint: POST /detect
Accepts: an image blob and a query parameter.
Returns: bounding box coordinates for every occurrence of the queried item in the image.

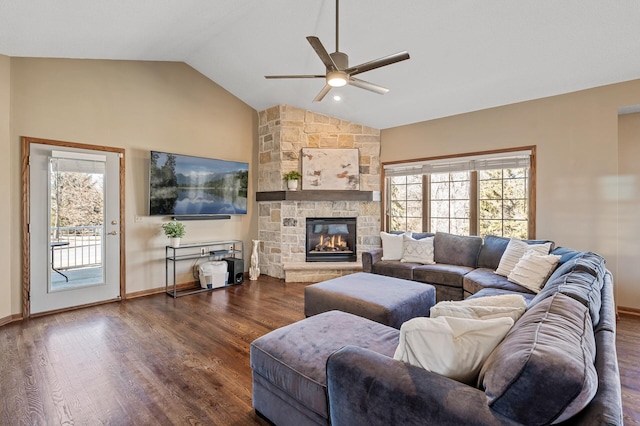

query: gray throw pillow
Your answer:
[479,293,597,425]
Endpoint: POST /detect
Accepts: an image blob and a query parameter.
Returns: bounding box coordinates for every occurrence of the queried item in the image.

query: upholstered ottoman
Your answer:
[304,272,436,329]
[250,310,399,426]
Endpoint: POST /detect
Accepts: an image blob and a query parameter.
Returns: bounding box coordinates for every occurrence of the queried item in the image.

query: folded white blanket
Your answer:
[430,294,527,322]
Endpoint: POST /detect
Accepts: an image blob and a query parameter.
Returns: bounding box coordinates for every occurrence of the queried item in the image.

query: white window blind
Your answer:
[50,151,106,174]
[384,150,531,177]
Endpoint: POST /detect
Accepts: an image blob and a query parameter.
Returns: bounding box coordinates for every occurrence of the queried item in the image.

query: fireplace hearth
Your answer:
[306,217,357,262]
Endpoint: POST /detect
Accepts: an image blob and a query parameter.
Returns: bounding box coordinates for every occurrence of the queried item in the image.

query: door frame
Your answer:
[21,136,126,318]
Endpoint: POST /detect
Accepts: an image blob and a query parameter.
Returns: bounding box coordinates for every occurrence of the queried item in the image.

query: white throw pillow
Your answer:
[393,316,514,385]
[401,235,435,264]
[507,252,562,293]
[495,239,552,277]
[430,294,527,322]
[380,232,410,261]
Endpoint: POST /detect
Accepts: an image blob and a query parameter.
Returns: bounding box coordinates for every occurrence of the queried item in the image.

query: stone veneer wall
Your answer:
[257,105,382,280]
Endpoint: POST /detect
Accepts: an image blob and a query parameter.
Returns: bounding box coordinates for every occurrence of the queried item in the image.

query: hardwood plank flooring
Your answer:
[617,313,640,425]
[0,276,639,425]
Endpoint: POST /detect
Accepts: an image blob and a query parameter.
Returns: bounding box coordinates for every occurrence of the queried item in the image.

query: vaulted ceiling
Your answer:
[1,1,639,129]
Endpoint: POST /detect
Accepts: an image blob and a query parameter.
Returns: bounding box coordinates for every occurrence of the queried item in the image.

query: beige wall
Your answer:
[0,55,11,321]
[9,58,258,316]
[381,79,640,310]
[618,112,640,310]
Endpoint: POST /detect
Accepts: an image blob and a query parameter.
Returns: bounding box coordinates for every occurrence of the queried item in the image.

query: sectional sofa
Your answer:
[251,232,622,425]
[364,232,559,302]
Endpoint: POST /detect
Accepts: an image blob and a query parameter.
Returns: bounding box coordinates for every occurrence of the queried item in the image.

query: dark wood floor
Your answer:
[0,276,639,425]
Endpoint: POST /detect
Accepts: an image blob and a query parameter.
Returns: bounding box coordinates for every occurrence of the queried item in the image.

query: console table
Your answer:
[165,240,244,298]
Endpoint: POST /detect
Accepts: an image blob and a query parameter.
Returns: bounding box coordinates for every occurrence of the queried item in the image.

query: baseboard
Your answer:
[617,306,640,318]
[126,281,199,299]
[0,313,23,327]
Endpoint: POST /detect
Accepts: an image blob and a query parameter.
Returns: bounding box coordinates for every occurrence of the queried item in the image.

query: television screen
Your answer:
[149,151,248,216]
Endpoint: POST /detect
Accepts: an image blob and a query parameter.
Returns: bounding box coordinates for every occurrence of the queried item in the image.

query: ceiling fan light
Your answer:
[327,71,348,87]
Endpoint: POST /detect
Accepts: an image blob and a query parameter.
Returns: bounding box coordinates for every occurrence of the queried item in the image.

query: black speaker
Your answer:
[224,257,244,284]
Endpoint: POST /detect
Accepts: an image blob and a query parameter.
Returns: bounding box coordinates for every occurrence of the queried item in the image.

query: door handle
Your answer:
[107,231,118,236]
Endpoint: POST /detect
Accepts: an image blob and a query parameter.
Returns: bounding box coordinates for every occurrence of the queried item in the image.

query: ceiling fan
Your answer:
[265,0,410,102]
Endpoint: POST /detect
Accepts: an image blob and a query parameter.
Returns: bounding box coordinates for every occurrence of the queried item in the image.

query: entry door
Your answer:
[29,143,121,314]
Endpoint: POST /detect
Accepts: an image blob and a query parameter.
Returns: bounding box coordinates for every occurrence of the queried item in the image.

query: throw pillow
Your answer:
[380,232,410,261]
[401,234,435,264]
[430,294,527,322]
[393,316,514,385]
[507,252,561,293]
[495,239,551,277]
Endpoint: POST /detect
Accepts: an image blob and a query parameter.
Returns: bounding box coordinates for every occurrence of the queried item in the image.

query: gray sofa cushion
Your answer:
[413,264,474,288]
[530,252,606,326]
[463,268,536,295]
[476,235,510,270]
[479,293,598,425]
[371,260,418,280]
[550,246,583,266]
[434,232,483,267]
[466,287,535,303]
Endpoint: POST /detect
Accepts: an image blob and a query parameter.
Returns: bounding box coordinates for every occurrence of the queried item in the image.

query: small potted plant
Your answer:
[162,219,186,247]
[283,170,302,191]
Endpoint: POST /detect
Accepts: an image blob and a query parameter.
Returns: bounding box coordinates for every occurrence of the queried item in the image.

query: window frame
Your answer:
[382,146,537,238]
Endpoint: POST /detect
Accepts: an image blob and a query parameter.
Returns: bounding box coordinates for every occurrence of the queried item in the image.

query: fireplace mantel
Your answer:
[256,190,380,202]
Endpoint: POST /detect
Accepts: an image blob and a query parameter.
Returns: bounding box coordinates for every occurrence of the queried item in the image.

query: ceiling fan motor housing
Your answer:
[330,51,349,70]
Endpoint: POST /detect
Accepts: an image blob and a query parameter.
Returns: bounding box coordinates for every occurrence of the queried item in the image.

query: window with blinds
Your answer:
[384,148,534,238]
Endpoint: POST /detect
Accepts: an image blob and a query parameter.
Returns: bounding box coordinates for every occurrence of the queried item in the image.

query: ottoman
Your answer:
[250,310,399,426]
[304,272,436,329]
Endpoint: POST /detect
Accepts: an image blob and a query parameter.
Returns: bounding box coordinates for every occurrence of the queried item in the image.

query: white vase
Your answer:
[287,179,299,191]
[169,237,181,247]
[249,240,260,280]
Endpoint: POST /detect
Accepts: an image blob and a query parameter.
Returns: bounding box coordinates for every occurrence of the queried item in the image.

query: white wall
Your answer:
[0,54,11,322]
[618,112,640,310]
[9,58,258,316]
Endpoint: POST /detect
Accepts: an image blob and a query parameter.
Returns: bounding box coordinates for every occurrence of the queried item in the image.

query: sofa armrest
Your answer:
[327,346,515,426]
[362,248,383,273]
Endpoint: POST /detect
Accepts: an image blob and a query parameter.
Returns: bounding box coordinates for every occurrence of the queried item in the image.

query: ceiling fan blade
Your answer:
[307,36,338,70]
[349,77,389,95]
[265,75,325,79]
[345,51,410,76]
[313,84,333,102]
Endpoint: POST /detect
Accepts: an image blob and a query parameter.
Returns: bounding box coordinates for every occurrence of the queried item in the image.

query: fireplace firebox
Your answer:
[306,217,357,262]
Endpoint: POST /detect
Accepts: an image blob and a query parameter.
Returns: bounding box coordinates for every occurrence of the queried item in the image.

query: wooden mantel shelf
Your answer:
[256,190,381,202]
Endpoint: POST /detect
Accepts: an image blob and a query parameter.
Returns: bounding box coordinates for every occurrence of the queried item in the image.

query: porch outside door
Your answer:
[28,142,122,314]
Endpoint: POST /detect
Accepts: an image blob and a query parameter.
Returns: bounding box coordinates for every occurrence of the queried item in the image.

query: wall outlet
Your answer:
[200,247,206,256]
[229,244,234,252]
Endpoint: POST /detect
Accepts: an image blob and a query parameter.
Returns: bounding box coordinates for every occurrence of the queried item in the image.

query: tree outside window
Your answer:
[388,166,530,239]
[389,175,422,233]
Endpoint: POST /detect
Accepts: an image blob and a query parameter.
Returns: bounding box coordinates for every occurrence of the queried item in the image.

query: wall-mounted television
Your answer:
[149,151,248,217]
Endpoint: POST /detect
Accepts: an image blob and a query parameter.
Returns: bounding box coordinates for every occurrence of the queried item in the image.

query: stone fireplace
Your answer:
[256,105,382,282]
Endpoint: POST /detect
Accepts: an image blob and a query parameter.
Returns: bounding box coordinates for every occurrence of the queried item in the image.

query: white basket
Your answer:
[198,261,228,289]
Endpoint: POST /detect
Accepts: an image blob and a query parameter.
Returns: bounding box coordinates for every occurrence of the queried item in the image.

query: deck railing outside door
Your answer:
[50,226,103,271]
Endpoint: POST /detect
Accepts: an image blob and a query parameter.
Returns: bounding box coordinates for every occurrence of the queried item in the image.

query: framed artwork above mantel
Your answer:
[301,148,359,190]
